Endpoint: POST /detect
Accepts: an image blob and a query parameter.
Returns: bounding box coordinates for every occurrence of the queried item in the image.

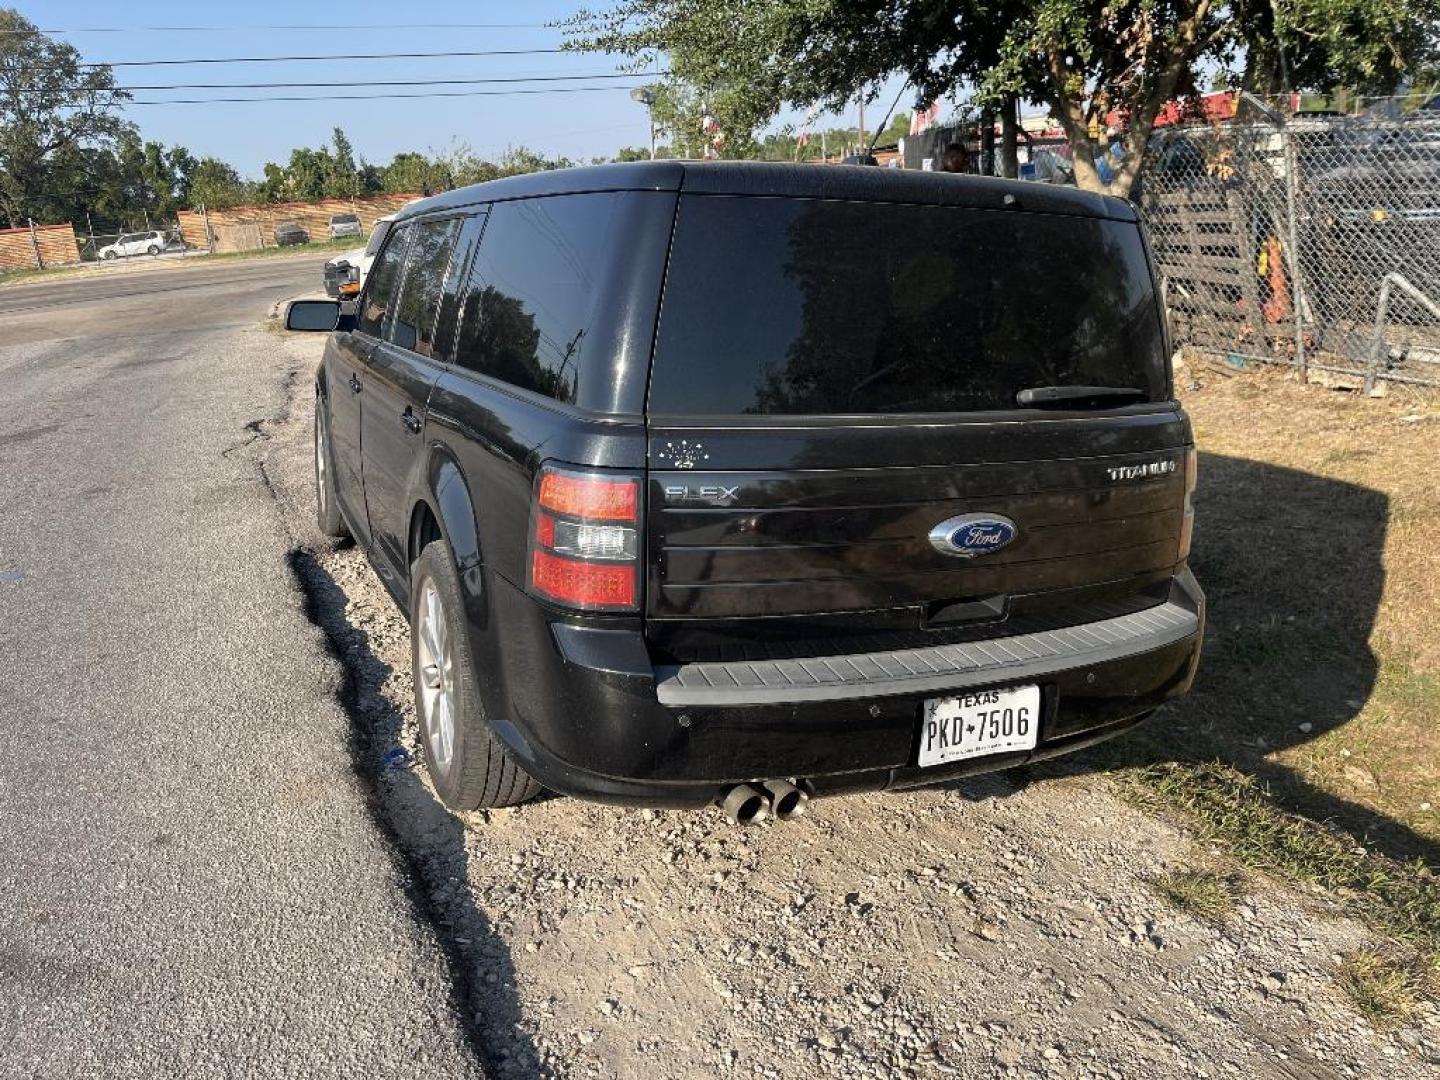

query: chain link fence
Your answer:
[1139,97,1440,390]
[75,219,187,263]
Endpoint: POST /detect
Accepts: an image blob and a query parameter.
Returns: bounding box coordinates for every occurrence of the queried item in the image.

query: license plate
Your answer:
[918,685,1040,768]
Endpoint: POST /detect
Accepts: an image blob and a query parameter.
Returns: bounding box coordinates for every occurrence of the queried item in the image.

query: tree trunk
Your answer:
[980,109,995,176]
[1043,0,1216,197]
[1044,49,1109,193]
[1000,96,1019,179]
[1070,152,1108,193]
[1043,96,1107,192]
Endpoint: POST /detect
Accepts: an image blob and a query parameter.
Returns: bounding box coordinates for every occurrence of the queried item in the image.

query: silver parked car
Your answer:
[327,212,362,240]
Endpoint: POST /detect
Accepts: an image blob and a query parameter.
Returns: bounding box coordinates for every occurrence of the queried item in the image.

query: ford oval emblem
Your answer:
[928,513,1019,558]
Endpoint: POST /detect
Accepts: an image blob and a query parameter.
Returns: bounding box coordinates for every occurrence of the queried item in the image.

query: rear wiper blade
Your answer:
[1016,385,1147,408]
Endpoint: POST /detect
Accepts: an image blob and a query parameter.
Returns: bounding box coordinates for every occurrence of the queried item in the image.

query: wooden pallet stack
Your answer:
[1145,188,1289,356]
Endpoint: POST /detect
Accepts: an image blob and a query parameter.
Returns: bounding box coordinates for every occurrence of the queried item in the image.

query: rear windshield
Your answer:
[332,214,359,223]
[648,195,1167,416]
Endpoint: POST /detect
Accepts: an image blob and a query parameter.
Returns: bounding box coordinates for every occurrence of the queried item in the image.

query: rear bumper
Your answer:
[479,568,1205,808]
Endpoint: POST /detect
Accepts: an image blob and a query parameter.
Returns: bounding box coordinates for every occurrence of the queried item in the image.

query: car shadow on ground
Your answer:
[290,549,542,1079]
[1009,450,1439,872]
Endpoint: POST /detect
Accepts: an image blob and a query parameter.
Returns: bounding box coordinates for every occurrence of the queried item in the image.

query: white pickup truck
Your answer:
[322,215,395,297]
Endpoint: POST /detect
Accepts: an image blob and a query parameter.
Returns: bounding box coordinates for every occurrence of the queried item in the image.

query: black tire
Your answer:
[103,250,117,261]
[313,400,349,540]
[411,539,542,810]
[147,245,160,256]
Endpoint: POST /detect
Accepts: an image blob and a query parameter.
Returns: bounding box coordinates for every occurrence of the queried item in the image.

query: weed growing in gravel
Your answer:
[1146,866,1243,922]
[1119,763,1440,949]
[1118,760,1440,1021]
[1336,948,1437,1024]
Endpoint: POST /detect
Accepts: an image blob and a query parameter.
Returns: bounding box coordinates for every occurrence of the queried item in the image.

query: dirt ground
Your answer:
[1156,359,1439,850]
[251,334,1440,1078]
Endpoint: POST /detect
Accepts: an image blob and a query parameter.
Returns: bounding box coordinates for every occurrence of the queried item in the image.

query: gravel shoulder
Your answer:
[258,333,1440,1080]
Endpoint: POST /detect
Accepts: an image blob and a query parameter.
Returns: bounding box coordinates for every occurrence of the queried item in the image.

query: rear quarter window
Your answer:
[450,193,629,405]
[648,195,1167,416]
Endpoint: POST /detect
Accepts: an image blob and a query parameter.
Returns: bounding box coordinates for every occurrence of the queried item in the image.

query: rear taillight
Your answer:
[527,465,641,611]
[1178,446,1197,562]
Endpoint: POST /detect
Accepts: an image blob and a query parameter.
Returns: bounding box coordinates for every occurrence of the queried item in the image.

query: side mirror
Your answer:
[286,299,341,332]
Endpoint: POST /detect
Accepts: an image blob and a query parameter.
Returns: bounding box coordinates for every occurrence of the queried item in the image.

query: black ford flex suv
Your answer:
[286,162,1204,823]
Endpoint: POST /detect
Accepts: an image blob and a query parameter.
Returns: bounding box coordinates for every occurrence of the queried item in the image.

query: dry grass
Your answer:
[1175,365,1440,844]
[1063,364,1440,1022]
[1336,947,1437,1024]
[1120,763,1440,950]
[1146,866,1244,922]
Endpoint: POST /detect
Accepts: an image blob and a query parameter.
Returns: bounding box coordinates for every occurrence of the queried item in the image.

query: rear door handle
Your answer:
[401,407,422,435]
[348,373,362,394]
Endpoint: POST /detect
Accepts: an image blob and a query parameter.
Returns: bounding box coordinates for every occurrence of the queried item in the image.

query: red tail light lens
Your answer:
[531,549,636,609]
[528,465,640,612]
[537,471,638,522]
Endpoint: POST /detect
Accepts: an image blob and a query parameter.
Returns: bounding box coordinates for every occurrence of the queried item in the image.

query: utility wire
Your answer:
[81,48,569,68]
[34,73,654,93]
[123,85,652,106]
[4,23,553,33]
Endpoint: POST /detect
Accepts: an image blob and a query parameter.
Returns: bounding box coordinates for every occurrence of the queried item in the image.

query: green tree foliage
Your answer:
[382,150,448,195]
[653,77,763,157]
[610,145,656,161]
[328,127,359,198]
[106,131,197,214]
[378,143,578,195]
[1237,0,1438,95]
[0,8,131,226]
[567,0,1440,195]
[250,129,372,202]
[188,158,251,210]
[877,110,913,148]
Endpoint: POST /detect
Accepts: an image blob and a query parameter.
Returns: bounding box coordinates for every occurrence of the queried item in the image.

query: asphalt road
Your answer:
[0,257,330,345]
[0,258,484,1078]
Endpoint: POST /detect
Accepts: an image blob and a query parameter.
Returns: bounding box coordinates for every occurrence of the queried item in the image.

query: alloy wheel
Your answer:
[415,579,456,773]
[315,414,329,518]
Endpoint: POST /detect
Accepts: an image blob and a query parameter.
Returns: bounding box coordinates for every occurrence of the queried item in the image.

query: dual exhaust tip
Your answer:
[719,780,809,826]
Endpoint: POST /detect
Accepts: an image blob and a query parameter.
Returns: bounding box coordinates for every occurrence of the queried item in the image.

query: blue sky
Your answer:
[27,0,908,177]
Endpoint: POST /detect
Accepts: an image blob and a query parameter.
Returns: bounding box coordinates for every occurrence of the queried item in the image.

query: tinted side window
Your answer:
[358,224,412,338]
[432,211,487,365]
[363,219,392,258]
[452,194,625,403]
[388,217,460,356]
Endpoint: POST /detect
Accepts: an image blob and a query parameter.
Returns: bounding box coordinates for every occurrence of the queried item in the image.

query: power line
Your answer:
[40,73,651,93]
[123,85,653,107]
[82,48,569,68]
[4,23,554,34]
